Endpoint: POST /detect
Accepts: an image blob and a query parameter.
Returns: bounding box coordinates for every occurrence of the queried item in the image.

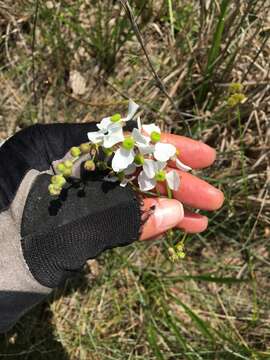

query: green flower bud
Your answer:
[51,175,66,187]
[103,147,113,157]
[134,154,145,166]
[84,160,95,171]
[227,93,247,107]
[229,82,243,94]
[70,146,81,157]
[177,251,186,259]
[168,247,178,263]
[48,183,62,196]
[117,172,125,181]
[63,168,72,178]
[150,131,161,143]
[111,113,121,123]
[64,160,73,169]
[96,161,107,171]
[80,143,91,154]
[122,137,135,150]
[175,242,184,253]
[57,162,66,173]
[155,170,166,182]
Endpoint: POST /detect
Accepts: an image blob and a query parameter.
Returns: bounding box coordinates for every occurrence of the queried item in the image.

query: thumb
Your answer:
[140,198,184,241]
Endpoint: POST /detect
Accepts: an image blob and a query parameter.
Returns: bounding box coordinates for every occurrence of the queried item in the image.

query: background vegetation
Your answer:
[0,0,269,359]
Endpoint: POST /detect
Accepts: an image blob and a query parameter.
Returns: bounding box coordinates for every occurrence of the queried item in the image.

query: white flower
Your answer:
[142,123,161,135]
[112,147,135,172]
[132,128,154,155]
[154,142,177,162]
[87,121,124,148]
[165,170,180,191]
[142,123,177,162]
[87,99,139,148]
[122,99,140,122]
[111,128,153,172]
[175,158,192,172]
[138,160,180,192]
[142,159,166,178]
[104,164,136,187]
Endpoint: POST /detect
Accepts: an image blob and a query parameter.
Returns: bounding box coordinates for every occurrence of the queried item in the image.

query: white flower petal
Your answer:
[166,170,180,191]
[103,127,124,148]
[154,143,176,162]
[132,128,150,145]
[120,179,129,187]
[138,171,156,191]
[137,116,142,131]
[120,176,136,187]
[124,163,137,175]
[142,123,161,135]
[137,144,155,155]
[111,148,135,172]
[143,159,166,178]
[156,161,167,171]
[175,158,192,172]
[87,131,104,144]
[124,99,139,121]
[97,117,112,131]
[142,159,158,179]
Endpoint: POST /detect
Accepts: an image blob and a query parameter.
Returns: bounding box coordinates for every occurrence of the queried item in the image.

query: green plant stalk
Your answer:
[198,0,230,104]
[237,106,248,197]
[167,0,175,40]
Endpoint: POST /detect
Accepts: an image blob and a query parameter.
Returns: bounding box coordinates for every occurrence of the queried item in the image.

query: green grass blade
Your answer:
[170,295,215,341]
[165,274,248,285]
[147,323,166,360]
[198,0,231,103]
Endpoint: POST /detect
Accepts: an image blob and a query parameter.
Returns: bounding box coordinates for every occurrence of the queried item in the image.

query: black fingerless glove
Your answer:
[21,173,141,288]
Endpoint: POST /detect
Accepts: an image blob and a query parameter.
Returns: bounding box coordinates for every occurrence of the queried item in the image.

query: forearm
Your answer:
[0,170,51,333]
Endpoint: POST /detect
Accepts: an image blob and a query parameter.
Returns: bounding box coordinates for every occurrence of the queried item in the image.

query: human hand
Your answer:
[0,123,223,291]
[140,133,224,240]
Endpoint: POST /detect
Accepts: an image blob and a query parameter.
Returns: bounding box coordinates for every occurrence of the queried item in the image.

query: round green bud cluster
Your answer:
[49,174,66,196]
[175,242,186,259]
[63,168,72,177]
[51,175,66,187]
[64,160,73,169]
[48,184,62,196]
[134,154,145,166]
[57,163,66,173]
[227,93,247,107]
[229,82,243,94]
[168,247,178,262]
[155,170,166,182]
[70,146,81,157]
[150,131,161,143]
[80,143,91,154]
[168,242,186,262]
[111,113,121,123]
[57,161,73,178]
[84,160,95,172]
[122,137,135,150]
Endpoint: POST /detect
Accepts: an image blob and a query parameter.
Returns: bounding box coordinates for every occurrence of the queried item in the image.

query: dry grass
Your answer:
[0,0,269,359]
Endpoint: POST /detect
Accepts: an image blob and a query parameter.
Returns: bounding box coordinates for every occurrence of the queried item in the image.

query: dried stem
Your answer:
[119,0,192,136]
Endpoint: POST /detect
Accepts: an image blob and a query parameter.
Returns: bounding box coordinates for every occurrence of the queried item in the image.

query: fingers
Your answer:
[140,198,184,241]
[161,133,216,169]
[139,199,210,241]
[177,210,208,233]
[156,170,224,211]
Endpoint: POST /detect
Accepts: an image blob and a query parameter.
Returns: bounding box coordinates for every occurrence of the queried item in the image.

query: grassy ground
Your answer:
[0,0,269,359]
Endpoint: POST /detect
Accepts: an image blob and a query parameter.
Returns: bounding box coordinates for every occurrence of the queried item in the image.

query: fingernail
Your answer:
[154,199,184,233]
